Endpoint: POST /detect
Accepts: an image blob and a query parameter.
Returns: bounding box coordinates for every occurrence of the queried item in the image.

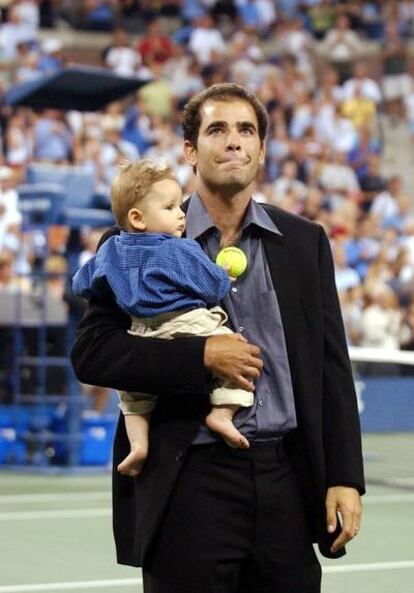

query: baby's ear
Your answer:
[128,208,146,231]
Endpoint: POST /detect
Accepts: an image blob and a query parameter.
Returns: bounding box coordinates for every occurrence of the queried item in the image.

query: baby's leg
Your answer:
[118,413,151,477]
[206,405,250,449]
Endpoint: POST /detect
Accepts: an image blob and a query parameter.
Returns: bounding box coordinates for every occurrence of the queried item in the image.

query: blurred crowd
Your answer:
[1,0,414,404]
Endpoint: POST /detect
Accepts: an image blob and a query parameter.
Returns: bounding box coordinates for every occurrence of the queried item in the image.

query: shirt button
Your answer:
[259,399,264,407]
[231,287,238,293]
[239,326,244,332]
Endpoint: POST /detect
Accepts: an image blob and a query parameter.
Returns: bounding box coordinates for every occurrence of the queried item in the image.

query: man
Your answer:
[71,83,364,592]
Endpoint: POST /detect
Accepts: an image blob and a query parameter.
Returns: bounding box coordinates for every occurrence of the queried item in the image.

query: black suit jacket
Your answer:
[71,203,365,566]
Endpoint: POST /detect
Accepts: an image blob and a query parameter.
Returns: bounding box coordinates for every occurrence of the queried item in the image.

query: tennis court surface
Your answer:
[0,467,413,593]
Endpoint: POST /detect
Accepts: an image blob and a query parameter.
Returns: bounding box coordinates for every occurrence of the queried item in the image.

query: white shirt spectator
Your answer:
[330,115,358,153]
[0,12,37,60]
[324,27,361,62]
[360,300,401,349]
[272,177,308,203]
[0,169,22,227]
[335,266,361,292]
[371,190,400,223]
[256,0,277,29]
[105,47,141,77]
[188,18,226,65]
[319,161,360,194]
[14,0,39,35]
[342,77,382,104]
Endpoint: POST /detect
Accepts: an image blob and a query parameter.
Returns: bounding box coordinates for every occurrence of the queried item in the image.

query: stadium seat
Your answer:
[18,183,66,227]
[25,164,115,228]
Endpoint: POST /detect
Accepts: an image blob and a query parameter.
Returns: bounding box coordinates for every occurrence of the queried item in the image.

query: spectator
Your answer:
[381,20,411,119]
[398,0,414,38]
[137,17,173,65]
[188,13,226,65]
[333,241,361,293]
[323,14,361,83]
[347,124,380,180]
[136,61,174,118]
[341,61,382,105]
[341,83,377,131]
[280,18,315,88]
[371,175,411,228]
[0,166,22,231]
[6,110,33,169]
[13,42,42,83]
[163,42,203,99]
[270,158,307,204]
[359,283,402,349]
[359,1,384,40]
[0,4,38,60]
[308,0,337,40]
[400,300,414,350]
[33,110,73,163]
[403,76,414,137]
[318,148,360,208]
[37,37,65,74]
[104,27,141,76]
[359,153,387,212]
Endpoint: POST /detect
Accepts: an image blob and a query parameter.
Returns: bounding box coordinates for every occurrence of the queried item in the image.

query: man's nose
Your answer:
[226,130,241,150]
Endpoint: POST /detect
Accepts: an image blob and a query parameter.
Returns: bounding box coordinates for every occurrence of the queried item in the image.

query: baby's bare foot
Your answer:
[117,445,148,477]
[206,412,249,449]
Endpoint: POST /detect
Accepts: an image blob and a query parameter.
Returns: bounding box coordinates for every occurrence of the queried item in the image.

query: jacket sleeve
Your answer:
[70,297,210,397]
[319,228,365,494]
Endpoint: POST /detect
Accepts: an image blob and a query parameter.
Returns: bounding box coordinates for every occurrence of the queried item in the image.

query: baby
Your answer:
[72,159,254,476]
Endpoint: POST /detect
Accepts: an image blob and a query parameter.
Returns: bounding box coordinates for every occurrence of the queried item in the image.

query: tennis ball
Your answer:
[216,247,247,278]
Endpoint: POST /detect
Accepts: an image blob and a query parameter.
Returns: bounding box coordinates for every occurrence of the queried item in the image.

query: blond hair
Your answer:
[111,159,177,228]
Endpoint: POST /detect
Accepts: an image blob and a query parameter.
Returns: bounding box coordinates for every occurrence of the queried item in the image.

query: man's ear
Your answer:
[259,142,265,166]
[127,208,146,231]
[183,140,197,169]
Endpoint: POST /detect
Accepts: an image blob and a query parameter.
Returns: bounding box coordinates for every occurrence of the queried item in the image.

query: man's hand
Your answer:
[204,334,263,391]
[326,486,362,553]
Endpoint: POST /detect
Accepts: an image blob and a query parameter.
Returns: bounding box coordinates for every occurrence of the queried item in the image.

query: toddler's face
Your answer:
[139,179,186,237]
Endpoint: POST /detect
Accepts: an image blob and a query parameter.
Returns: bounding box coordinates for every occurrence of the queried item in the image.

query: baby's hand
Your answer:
[223,264,237,282]
[117,444,148,477]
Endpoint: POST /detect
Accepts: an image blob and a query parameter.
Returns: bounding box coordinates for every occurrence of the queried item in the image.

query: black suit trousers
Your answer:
[143,440,321,593]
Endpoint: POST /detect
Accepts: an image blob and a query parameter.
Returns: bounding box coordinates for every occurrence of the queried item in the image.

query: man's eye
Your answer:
[209,127,222,134]
[241,127,254,135]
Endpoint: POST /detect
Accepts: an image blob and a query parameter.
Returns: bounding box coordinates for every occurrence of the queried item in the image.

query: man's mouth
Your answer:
[216,157,249,165]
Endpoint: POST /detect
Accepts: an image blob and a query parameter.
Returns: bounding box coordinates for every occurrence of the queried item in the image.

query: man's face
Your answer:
[185,99,264,195]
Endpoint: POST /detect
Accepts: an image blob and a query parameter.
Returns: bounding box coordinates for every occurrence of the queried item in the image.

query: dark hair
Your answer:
[182,83,269,148]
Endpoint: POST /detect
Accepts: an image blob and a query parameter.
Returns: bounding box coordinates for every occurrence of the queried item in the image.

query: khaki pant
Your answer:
[118,306,254,415]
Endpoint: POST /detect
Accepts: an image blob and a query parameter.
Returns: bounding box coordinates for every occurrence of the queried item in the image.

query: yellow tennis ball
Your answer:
[216,247,247,278]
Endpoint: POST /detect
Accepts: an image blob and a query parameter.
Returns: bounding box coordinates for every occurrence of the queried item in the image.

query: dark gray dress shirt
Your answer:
[185,194,297,444]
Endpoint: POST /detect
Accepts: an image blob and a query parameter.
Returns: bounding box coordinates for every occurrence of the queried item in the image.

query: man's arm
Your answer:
[71,299,263,398]
[71,298,209,396]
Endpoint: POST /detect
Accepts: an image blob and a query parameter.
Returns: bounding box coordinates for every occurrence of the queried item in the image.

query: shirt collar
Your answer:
[185,193,283,240]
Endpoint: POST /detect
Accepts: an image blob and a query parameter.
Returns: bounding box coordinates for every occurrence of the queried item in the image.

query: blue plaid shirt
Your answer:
[72,231,231,318]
